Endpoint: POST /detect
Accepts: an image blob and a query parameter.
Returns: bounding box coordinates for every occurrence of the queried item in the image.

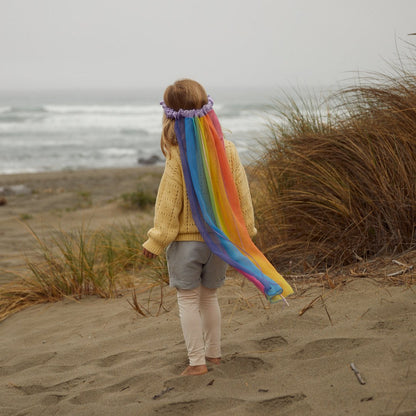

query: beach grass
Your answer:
[3,54,416,321]
[121,186,156,209]
[253,55,416,272]
[0,221,165,321]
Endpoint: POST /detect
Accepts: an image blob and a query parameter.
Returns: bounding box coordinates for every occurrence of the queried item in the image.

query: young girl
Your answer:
[142,79,259,376]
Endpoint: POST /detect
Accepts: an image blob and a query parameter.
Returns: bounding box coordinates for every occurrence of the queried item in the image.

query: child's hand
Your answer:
[143,248,157,259]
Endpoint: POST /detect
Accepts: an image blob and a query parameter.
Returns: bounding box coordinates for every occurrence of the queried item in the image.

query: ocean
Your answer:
[0,88,274,175]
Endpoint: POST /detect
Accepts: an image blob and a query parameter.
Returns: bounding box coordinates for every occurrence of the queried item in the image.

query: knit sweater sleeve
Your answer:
[226,141,258,238]
[142,150,183,255]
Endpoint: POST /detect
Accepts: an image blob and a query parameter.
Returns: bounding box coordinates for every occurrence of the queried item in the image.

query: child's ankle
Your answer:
[206,357,221,364]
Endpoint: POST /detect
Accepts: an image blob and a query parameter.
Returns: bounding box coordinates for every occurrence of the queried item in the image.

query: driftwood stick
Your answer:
[392,259,410,267]
[286,273,325,279]
[387,264,414,277]
[350,363,366,385]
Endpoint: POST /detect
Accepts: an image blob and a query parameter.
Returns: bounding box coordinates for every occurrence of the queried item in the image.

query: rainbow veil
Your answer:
[162,96,293,303]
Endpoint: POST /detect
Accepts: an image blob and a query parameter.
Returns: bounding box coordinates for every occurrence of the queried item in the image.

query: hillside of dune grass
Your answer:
[4,49,416,323]
[253,52,416,273]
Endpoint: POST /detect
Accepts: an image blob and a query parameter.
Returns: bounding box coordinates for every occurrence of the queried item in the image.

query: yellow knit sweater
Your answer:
[142,140,257,255]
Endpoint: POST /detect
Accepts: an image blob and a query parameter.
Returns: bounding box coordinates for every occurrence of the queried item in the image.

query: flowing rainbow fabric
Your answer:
[163,97,293,303]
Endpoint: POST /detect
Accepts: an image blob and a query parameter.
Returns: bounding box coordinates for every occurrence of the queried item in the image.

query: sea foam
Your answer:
[0,91,269,174]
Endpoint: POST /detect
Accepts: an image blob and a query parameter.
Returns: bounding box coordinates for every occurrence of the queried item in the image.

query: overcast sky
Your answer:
[1,0,415,91]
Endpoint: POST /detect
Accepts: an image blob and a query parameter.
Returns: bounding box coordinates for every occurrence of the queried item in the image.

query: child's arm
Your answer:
[142,151,183,256]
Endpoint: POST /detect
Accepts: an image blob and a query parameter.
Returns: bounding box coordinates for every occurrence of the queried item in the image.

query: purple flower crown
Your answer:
[160,95,214,119]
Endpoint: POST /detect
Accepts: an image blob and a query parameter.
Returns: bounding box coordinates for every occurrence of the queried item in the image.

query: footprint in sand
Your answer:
[257,335,288,351]
[153,393,307,415]
[13,384,49,395]
[391,340,416,363]
[14,375,95,396]
[40,394,66,406]
[88,350,138,368]
[370,317,415,333]
[251,393,308,412]
[104,373,161,394]
[0,351,57,376]
[68,373,161,406]
[69,388,103,405]
[292,338,372,360]
[371,320,399,331]
[220,355,265,377]
[168,355,265,383]
[154,397,244,416]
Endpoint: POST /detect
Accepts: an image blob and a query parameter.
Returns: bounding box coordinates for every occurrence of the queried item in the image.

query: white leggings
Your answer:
[176,285,221,366]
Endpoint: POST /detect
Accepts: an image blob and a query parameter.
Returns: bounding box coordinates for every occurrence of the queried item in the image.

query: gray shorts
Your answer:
[166,241,228,290]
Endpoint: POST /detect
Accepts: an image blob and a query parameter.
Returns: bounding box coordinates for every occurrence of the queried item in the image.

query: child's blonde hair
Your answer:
[161,79,208,156]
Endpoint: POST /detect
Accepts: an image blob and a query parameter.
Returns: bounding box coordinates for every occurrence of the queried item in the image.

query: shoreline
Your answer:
[0,165,163,187]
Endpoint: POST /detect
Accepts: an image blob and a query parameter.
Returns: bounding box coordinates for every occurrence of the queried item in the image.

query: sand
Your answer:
[0,168,415,415]
[0,167,161,285]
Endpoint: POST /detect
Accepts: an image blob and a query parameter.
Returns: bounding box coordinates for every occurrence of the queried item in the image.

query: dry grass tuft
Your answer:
[254,50,416,273]
[0,222,164,322]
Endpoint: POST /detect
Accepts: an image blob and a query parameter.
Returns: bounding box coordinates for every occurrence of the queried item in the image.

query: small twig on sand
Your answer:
[350,363,366,385]
[286,273,325,279]
[127,288,149,317]
[299,295,321,316]
[321,296,333,325]
[299,294,333,325]
[387,260,414,277]
[152,386,174,400]
[156,285,170,316]
[392,259,411,268]
[349,269,368,277]
[353,251,364,262]
[392,391,409,416]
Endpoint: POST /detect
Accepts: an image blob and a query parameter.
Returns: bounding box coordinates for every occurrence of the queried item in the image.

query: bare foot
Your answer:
[206,357,221,365]
[181,365,208,376]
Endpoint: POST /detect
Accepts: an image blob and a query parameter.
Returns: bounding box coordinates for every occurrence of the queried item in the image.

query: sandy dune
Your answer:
[0,278,415,416]
[0,168,415,415]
